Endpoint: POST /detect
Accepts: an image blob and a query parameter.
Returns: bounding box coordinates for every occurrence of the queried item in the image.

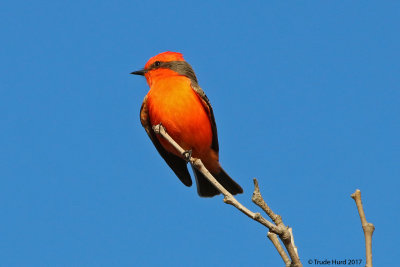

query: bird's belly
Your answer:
[147,82,212,158]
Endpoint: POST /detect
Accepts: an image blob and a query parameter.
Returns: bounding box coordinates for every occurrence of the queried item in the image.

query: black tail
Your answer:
[192,166,243,197]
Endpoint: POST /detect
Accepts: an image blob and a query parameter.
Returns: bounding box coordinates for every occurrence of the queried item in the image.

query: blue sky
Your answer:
[1,1,399,266]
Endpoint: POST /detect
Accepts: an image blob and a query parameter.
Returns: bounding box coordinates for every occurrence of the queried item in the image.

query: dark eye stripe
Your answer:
[149,61,198,85]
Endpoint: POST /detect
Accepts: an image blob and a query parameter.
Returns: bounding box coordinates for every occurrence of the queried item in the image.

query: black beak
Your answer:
[130,69,147,76]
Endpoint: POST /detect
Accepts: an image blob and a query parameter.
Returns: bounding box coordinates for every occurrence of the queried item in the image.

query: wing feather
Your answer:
[191,83,219,152]
[140,96,192,187]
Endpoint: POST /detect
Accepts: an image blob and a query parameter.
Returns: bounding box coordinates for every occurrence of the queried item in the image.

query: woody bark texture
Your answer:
[153,123,302,267]
[351,189,374,267]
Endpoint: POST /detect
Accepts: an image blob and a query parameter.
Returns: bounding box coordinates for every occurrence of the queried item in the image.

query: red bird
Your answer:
[132,52,243,197]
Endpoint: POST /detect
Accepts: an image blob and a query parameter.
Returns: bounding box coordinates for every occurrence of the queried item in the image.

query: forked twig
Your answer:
[351,189,374,267]
[153,123,302,267]
[268,232,291,267]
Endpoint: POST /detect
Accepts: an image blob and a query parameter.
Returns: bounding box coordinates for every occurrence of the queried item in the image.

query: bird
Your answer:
[131,51,243,197]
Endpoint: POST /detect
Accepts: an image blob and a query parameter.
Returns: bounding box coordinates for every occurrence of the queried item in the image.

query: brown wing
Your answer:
[191,83,219,152]
[140,96,192,187]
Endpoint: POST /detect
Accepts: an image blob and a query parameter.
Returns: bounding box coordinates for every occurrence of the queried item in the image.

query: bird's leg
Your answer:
[182,149,192,162]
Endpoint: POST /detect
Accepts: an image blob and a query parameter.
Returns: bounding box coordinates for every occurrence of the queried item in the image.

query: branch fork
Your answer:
[351,190,374,267]
[152,123,302,267]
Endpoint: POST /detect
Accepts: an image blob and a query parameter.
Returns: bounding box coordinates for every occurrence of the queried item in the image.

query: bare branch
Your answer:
[351,189,375,267]
[268,232,291,267]
[252,178,283,225]
[251,178,301,266]
[288,228,298,258]
[153,123,302,267]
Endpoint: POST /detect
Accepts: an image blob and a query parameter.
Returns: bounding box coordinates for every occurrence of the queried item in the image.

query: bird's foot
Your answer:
[152,123,163,134]
[182,149,192,162]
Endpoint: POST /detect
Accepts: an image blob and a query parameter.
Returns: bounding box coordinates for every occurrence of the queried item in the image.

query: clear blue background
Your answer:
[1,1,399,266]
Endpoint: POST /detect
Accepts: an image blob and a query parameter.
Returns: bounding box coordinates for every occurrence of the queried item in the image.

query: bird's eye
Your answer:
[154,61,161,67]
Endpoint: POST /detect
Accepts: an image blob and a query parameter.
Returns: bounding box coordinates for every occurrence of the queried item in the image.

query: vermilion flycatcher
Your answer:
[131,51,243,197]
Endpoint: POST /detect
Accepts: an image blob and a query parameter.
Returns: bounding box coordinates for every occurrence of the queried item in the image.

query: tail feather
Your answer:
[192,166,243,197]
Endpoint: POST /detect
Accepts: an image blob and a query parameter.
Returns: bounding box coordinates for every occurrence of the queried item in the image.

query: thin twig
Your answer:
[153,123,302,267]
[252,179,301,266]
[268,232,291,267]
[288,228,298,257]
[153,124,281,232]
[351,189,374,267]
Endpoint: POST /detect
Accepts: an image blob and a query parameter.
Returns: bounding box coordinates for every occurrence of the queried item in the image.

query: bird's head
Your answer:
[131,51,197,87]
